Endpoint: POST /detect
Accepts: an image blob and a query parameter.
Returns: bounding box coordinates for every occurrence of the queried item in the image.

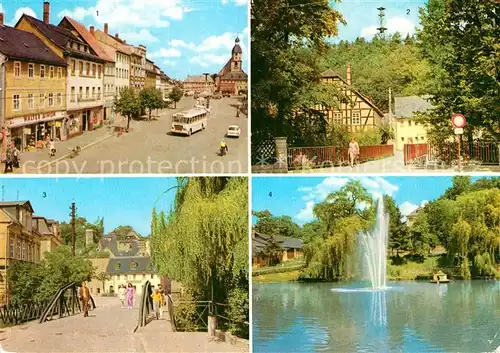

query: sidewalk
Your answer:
[12,125,115,174]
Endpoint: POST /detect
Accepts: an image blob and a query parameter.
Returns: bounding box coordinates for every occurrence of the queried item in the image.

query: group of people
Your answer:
[3,143,20,174]
[118,283,136,309]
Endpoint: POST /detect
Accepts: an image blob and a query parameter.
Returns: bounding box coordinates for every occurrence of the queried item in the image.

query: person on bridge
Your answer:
[151,288,162,320]
[79,282,91,317]
[118,284,126,308]
[158,285,165,318]
[126,283,135,309]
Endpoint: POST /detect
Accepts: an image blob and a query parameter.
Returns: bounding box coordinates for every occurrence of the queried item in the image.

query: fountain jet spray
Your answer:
[359,197,389,290]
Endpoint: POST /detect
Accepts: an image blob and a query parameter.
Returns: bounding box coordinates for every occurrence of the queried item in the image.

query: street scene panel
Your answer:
[251,176,500,352]
[251,0,499,174]
[0,1,248,174]
[0,177,249,352]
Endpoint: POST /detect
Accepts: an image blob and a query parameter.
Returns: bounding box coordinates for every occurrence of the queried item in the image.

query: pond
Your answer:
[253,281,500,353]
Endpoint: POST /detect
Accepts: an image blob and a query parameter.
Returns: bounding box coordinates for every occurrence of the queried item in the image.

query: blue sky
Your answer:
[252,176,485,225]
[330,0,427,42]
[0,0,248,80]
[0,177,179,236]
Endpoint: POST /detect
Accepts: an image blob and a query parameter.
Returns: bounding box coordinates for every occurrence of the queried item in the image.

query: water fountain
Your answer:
[359,197,389,290]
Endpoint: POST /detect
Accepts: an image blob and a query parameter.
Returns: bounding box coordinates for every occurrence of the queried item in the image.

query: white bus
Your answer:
[171,108,208,136]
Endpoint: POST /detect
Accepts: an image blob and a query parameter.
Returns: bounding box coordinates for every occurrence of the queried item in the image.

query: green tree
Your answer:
[409,211,438,258]
[150,177,248,337]
[115,87,141,130]
[94,272,111,294]
[251,0,344,145]
[303,181,374,280]
[7,246,94,304]
[139,87,164,120]
[443,176,472,200]
[383,195,410,255]
[60,217,103,252]
[169,87,183,108]
[417,0,500,140]
[259,236,283,266]
[252,210,302,239]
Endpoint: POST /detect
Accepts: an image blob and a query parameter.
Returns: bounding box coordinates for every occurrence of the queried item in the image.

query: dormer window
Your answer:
[129,261,138,270]
[114,262,121,270]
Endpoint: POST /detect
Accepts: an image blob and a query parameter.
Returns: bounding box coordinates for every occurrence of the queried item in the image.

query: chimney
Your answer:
[90,26,95,36]
[347,64,352,86]
[0,13,4,26]
[104,23,108,34]
[43,1,50,24]
[115,33,119,39]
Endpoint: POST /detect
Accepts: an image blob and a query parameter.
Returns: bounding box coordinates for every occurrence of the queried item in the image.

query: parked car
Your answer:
[226,125,241,138]
[213,93,222,99]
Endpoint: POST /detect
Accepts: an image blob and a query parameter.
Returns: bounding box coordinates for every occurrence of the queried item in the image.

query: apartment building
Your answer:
[93,24,132,100]
[16,3,106,138]
[131,45,146,90]
[393,96,431,150]
[32,216,61,261]
[0,19,68,152]
[0,201,41,304]
[145,59,156,89]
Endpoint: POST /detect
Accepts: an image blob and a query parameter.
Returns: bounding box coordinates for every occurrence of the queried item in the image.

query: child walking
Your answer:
[151,288,162,320]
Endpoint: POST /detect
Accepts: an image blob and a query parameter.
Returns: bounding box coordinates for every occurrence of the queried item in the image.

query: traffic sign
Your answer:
[452,114,466,128]
[454,128,464,135]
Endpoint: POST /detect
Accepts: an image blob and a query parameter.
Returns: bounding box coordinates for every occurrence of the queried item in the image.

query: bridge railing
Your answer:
[39,282,95,323]
[135,280,154,332]
[0,282,94,326]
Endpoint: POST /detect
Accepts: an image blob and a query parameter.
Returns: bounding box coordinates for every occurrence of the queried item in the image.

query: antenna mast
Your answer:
[377,7,388,35]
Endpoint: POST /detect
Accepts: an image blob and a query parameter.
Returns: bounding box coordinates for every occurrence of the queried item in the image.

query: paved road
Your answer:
[289,151,499,174]
[18,96,248,174]
[0,297,247,353]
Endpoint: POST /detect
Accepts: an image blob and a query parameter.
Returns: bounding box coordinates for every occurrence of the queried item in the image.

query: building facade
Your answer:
[145,59,156,89]
[32,216,61,261]
[252,231,304,267]
[0,201,41,304]
[16,6,105,139]
[131,45,146,90]
[316,65,384,132]
[0,21,68,152]
[183,75,214,94]
[217,37,248,96]
[393,96,431,150]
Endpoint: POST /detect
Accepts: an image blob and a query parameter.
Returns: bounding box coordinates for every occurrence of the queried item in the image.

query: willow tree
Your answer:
[150,177,248,335]
[446,188,500,279]
[303,181,375,281]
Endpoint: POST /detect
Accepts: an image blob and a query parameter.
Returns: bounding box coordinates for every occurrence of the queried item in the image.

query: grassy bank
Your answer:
[253,270,302,283]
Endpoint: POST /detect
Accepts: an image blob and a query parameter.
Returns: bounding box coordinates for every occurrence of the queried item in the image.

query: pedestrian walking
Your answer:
[49,139,56,157]
[158,284,165,318]
[118,284,126,308]
[79,282,91,317]
[348,137,360,168]
[126,283,135,309]
[3,143,15,174]
[151,288,162,320]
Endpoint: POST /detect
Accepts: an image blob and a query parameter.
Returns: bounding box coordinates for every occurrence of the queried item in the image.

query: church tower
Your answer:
[231,36,243,72]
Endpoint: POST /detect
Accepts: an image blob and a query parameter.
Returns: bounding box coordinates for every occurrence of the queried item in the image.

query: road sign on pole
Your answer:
[451,114,466,128]
[454,128,464,135]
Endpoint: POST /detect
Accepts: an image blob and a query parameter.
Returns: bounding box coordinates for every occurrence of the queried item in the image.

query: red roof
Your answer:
[62,17,114,63]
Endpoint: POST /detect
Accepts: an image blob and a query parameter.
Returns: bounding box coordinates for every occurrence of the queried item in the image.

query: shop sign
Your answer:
[23,128,31,135]
[8,111,66,128]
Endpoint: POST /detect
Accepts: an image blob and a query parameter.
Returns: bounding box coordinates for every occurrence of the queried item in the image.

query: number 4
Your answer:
[268,192,272,197]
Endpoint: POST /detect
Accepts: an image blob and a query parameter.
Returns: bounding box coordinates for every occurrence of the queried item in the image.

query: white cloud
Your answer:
[9,7,37,25]
[120,29,159,44]
[56,0,189,31]
[222,0,248,5]
[399,200,428,218]
[196,32,240,52]
[361,17,416,39]
[163,60,176,66]
[190,54,228,67]
[148,48,182,58]
[295,201,315,223]
[169,39,196,50]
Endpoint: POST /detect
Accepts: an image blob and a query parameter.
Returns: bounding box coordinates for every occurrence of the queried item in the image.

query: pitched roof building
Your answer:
[216,36,248,96]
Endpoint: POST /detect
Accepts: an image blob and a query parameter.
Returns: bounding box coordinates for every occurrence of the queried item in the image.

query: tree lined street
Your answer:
[19,96,248,174]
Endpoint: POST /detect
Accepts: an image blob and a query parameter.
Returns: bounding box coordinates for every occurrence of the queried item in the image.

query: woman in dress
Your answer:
[126,283,135,309]
[118,285,126,308]
[348,137,360,168]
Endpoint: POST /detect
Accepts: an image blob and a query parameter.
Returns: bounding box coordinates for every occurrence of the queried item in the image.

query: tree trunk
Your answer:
[127,117,131,131]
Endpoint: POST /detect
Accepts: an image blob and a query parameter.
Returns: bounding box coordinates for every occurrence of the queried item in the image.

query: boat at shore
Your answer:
[430,270,450,283]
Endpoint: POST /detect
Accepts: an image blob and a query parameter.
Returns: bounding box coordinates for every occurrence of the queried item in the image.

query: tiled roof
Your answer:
[0,25,67,66]
[20,15,104,63]
[252,231,303,256]
[221,71,247,80]
[395,96,434,118]
[62,17,114,62]
[184,75,214,83]
[106,256,155,274]
[0,200,34,212]
[94,29,133,55]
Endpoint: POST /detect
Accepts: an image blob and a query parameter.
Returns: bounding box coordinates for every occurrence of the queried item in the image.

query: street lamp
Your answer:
[203,72,210,93]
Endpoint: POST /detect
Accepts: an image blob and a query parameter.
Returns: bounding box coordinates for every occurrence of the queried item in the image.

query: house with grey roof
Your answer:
[252,231,304,267]
[393,96,433,150]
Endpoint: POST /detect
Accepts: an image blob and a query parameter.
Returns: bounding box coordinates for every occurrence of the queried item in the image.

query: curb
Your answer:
[36,132,115,171]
